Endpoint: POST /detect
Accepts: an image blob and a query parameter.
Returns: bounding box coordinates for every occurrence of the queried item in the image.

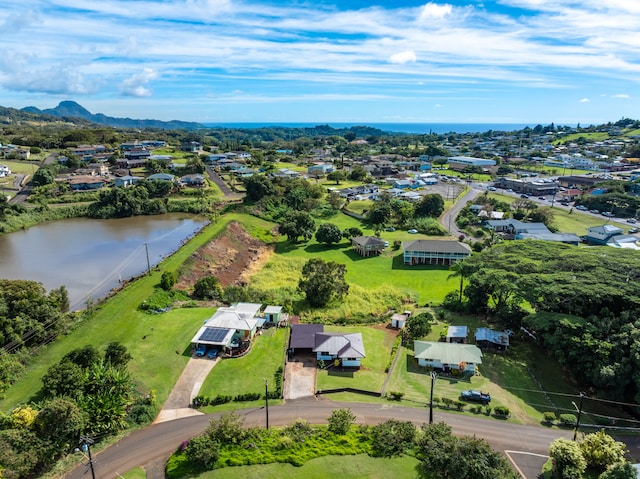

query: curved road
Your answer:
[65,397,571,479]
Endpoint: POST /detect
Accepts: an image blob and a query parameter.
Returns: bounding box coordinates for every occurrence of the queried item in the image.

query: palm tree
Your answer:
[447,260,470,302]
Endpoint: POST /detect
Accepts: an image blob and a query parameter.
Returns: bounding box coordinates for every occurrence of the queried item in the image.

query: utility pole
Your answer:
[144,242,151,275]
[264,378,270,430]
[78,435,96,479]
[572,392,586,441]
[429,371,437,424]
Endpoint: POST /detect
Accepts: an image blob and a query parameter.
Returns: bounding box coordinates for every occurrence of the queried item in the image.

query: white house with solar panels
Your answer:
[191,302,261,356]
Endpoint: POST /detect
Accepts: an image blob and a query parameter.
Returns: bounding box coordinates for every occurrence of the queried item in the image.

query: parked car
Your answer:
[520,194,529,198]
[407,229,418,234]
[590,209,600,214]
[207,348,218,359]
[488,186,497,191]
[627,218,637,224]
[460,390,491,404]
[195,344,207,357]
[602,211,614,217]
[385,227,396,232]
[629,228,639,234]
[576,205,588,211]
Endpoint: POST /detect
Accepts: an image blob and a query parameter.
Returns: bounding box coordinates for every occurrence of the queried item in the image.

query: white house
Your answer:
[413,341,482,374]
[313,332,365,368]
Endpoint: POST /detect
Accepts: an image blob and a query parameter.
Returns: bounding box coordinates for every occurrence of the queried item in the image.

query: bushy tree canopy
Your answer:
[298,258,349,307]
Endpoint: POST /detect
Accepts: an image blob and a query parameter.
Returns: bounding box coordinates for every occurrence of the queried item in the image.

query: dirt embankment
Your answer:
[175,221,275,291]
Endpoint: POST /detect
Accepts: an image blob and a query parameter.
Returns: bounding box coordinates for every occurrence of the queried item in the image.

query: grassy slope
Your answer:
[189,454,419,479]
[0,213,275,411]
[251,210,456,312]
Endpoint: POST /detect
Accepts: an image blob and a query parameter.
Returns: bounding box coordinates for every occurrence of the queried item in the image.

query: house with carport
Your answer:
[351,236,386,257]
[314,332,365,368]
[413,341,482,374]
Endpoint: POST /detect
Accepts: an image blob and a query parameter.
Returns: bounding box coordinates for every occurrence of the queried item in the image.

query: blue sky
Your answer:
[0,0,638,124]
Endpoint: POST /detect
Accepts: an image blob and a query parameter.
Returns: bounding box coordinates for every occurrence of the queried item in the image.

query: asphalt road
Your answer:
[65,398,571,479]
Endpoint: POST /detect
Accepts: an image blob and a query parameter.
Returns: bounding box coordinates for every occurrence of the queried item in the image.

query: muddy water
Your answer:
[0,214,209,310]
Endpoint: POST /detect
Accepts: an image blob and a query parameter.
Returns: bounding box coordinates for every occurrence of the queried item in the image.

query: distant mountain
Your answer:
[21,101,204,130]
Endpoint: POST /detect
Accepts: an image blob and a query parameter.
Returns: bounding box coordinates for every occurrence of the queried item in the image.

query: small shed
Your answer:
[391,313,407,329]
[446,325,468,344]
[263,305,283,324]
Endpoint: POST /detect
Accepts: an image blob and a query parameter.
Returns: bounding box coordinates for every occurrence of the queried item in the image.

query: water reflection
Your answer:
[0,214,209,310]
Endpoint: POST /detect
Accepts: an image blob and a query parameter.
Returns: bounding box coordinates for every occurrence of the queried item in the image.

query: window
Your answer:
[321,351,329,356]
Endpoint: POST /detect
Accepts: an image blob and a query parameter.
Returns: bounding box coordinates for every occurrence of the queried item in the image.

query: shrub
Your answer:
[185,435,219,469]
[160,271,177,291]
[193,276,223,300]
[559,414,577,427]
[454,401,465,411]
[549,438,586,479]
[327,408,356,435]
[370,419,416,457]
[493,406,510,418]
[388,391,404,401]
[543,411,557,424]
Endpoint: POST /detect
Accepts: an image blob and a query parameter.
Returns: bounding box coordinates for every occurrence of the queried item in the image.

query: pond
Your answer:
[0,214,209,310]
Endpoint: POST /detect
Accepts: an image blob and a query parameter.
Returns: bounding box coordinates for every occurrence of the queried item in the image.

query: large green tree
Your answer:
[278,210,316,242]
[315,223,343,244]
[298,258,349,307]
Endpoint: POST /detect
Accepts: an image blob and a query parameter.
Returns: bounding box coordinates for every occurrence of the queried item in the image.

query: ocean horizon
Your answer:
[201,122,548,135]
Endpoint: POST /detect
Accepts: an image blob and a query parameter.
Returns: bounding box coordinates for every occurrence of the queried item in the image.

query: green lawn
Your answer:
[188,454,419,479]
[120,467,147,479]
[198,327,288,400]
[316,325,397,392]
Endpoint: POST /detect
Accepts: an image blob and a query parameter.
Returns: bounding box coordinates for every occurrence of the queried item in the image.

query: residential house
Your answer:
[181,141,202,152]
[475,328,510,351]
[271,168,299,179]
[190,302,262,353]
[351,236,386,257]
[448,156,496,171]
[485,218,580,244]
[0,165,11,177]
[582,224,624,245]
[148,173,176,182]
[124,148,151,160]
[446,325,468,343]
[308,163,335,175]
[181,174,206,186]
[116,158,147,169]
[413,341,483,374]
[403,240,471,265]
[313,332,365,368]
[113,175,143,187]
[76,163,109,177]
[68,175,106,190]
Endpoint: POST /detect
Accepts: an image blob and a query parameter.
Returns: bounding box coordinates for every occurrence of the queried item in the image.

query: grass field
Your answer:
[198,327,288,400]
[121,467,147,479]
[188,454,419,479]
[250,210,458,317]
[316,325,398,392]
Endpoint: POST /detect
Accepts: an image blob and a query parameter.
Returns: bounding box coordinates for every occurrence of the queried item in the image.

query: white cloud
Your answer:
[119,69,159,97]
[419,3,452,21]
[611,94,630,99]
[389,50,417,64]
[579,98,590,103]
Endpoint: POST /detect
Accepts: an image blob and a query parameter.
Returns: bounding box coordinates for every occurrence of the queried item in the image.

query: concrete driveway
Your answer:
[284,354,317,399]
[154,356,218,423]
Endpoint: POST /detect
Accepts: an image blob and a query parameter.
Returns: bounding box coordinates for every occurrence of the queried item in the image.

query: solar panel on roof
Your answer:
[198,328,230,343]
